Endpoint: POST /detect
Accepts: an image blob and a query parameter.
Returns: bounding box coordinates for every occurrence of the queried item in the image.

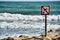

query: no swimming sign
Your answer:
[41,6,50,15]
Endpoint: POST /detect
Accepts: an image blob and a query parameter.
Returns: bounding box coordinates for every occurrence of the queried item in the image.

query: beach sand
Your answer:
[1,28,60,40]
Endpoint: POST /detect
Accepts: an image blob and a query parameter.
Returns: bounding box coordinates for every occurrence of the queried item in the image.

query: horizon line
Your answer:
[0,1,59,2]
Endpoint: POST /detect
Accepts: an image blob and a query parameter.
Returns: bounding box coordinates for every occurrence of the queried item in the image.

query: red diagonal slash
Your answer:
[42,7,49,14]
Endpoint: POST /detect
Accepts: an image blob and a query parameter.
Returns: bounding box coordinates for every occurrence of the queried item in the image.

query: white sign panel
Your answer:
[41,6,50,15]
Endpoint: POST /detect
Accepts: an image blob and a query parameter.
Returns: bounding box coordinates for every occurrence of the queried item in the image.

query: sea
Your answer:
[0,1,60,39]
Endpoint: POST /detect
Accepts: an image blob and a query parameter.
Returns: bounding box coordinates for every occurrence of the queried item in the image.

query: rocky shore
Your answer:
[1,28,60,40]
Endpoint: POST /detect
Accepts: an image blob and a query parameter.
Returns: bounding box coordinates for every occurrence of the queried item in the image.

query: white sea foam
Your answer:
[0,13,60,28]
[0,13,60,39]
[0,13,60,21]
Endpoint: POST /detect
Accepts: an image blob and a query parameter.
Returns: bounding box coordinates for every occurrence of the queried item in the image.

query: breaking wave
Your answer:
[0,13,60,31]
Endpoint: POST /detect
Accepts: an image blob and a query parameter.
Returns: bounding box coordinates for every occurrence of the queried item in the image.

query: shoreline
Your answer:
[1,28,60,40]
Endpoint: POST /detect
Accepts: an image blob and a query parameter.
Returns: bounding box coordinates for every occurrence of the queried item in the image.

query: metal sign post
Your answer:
[45,15,47,37]
[41,6,50,37]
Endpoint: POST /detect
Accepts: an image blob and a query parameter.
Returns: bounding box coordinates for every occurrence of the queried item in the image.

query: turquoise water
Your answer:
[0,1,60,15]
